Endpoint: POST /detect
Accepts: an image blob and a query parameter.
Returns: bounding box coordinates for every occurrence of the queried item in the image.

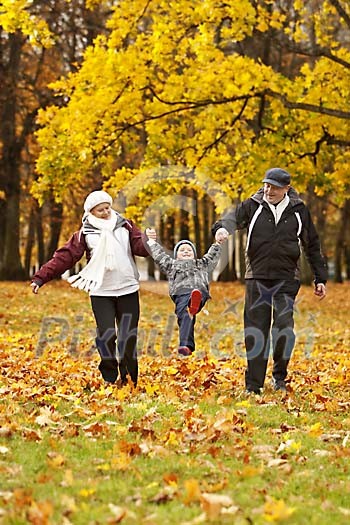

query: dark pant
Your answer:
[244,279,300,390]
[90,292,139,385]
[173,291,209,351]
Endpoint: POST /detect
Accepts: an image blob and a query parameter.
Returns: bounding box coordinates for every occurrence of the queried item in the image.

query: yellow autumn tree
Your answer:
[0,0,111,279]
[32,0,350,220]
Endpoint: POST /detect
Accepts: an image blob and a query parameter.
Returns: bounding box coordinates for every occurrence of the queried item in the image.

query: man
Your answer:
[213,168,327,394]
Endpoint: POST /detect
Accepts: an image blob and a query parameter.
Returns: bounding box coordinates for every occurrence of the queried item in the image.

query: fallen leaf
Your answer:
[263,496,295,522]
[201,492,234,519]
[183,479,202,504]
[107,503,127,523]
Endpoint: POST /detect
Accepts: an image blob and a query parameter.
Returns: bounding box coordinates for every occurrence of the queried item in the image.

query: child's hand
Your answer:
[146,228,157,240]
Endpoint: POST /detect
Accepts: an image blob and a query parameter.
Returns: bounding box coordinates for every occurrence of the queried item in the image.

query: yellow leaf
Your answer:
[183,479,202,504]
[78,488,96,498]
[263,496,296,522]
[308,422,323,437]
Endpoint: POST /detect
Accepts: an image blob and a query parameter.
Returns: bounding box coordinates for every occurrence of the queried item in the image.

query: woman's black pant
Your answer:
[244,279,300,391]
[90,292,139,385]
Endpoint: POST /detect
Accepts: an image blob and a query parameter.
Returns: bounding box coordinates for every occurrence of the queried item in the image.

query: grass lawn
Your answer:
[0,280,349,524]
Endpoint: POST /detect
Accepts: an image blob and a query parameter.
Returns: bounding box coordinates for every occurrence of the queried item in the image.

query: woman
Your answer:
[31,190,150,387]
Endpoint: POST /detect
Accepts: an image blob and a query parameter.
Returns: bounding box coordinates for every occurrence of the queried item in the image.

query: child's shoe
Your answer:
[188,289,202,316]
[178,346,192,356]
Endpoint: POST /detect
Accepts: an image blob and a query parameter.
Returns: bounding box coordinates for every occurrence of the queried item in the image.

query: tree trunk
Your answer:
[217,241,231,281]
[24,204,36,276]
[46,198,63,259]
[192,190,201,256]
[334,199,350,282]
[334,241,343,283]
[158,215,171,280]
[0,197,6,268]
[0,32,26,280]
[201,194,210,252]
[0,189,26,279]
[147,256,155,280]
[178,188,189,242]
[345,245,350,281]
[236,230,245,283]
[36,206,45,267]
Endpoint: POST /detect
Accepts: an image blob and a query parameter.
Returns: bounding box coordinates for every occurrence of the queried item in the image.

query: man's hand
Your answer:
[215,227,229,244]
[314,283,326,300]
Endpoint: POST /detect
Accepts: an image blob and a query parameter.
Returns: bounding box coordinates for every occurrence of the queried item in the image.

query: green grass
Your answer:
[0,281,350,524]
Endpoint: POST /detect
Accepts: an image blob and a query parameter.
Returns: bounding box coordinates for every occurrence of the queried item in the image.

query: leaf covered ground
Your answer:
[0,281,350,524]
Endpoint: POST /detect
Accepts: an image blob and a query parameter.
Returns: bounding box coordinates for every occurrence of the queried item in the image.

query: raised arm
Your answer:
[146,234,175,275]
[200,243,222,273]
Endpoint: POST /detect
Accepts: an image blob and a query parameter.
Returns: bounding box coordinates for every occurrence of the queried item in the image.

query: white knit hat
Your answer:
[173,239,197,259]
[83,190,113,214]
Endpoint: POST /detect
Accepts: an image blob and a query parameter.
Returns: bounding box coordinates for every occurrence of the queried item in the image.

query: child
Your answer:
[146,229,222,356]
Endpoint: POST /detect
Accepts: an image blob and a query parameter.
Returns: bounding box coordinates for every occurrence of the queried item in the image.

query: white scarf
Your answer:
[68,213,120,292]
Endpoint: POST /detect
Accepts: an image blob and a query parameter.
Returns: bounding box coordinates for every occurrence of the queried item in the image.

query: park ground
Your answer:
[0,281,349,524]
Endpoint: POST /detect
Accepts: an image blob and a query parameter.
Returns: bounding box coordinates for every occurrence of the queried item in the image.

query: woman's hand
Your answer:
[146,228,157,241]
[30,282,40,294]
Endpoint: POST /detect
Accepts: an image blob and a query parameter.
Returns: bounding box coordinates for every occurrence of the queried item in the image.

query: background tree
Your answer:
[1,1,349,280]
[0,0,111,279]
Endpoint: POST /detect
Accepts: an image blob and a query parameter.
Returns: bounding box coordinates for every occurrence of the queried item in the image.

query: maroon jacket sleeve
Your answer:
[31,231,87,287]
[125,220,150,257]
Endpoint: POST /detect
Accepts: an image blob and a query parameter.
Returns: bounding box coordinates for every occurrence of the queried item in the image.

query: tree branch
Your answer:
[284,43,350,70]
[196,98,249,164]
[297,130,350,164]
[93,86,350,161]
[265,89,350,120]
[93,91,259,159]
[328,0,350,28]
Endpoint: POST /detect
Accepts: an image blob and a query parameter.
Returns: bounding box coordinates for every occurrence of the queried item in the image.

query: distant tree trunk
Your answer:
[0,197,5,268]
[179,208,189,240]
[334,243,343,283]
[24,204,36,276]
[159,215,174,280]
[0,188,26,280]
[36,206,45,267]
[0,32,26,280]
[192,190,201,256]
[177,188,189,241]
[344,245,350,281]
[301,186,327,284]
[238,230,246,284]
[217,241,231,281]
[300,252,313,284]
[231,241,238,281]
[147,256,155,280]
[201,194,210,252]
[0,3,111,280]
[46,197,63,259]
[334,199,350,283]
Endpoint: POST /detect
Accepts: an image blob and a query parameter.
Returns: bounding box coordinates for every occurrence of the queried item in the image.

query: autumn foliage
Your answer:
[1,0,350,281]
[0,281,350,523]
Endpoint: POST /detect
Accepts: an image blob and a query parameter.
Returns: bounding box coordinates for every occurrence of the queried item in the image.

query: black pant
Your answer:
[90,292,139,385]
[244,279,300,390]
[173,291,209,351]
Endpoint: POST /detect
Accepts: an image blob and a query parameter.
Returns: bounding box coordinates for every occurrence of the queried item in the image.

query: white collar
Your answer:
[264,194,290,224]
